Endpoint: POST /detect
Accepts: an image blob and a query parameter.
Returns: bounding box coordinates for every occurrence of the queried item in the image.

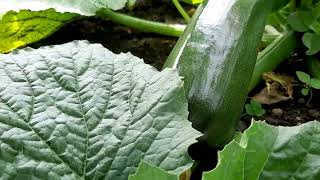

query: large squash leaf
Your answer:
[204,121,320,180]
[0,41,200,179]
[0,0,130,53]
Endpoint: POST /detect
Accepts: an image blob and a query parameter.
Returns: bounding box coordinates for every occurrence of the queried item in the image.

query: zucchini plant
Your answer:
[0,0,320,180]
[163,0,291,148]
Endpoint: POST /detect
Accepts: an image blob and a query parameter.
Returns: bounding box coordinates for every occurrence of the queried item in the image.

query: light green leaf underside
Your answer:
[0,41,200,179]
[0,9,78,53]
[204,121,320,180]
[0,0,128,15]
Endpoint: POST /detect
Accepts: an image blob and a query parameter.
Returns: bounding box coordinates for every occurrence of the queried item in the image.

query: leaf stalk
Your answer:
[172,0,191,22]
[97,9,186,37]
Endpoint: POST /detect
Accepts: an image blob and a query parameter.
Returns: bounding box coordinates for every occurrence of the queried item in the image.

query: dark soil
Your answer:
[240,94,320,130]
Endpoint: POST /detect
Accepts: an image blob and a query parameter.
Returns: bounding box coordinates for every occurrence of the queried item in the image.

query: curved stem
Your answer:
[307,89,313,106]
[97,9,185,37]
[172,0,191,22]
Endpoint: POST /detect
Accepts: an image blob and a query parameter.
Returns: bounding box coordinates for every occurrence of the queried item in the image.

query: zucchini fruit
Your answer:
[163,0,290,148]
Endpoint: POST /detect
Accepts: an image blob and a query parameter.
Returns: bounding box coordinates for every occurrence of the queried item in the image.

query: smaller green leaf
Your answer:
[302,32,313,48]
[301,88,310,96]
[302,33,320,55]
[288,11,312,32]
[312,2,320,18]
[309,22,320,34]
[296,71,311,83]
[311,78,320,89]
[129,162,178,180]
[245,100,266,117]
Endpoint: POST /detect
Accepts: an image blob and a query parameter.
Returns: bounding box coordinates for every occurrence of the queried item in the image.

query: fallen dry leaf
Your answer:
[252,72,294,104]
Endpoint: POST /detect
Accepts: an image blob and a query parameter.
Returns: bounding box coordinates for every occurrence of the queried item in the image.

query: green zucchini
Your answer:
[163,0,290,148]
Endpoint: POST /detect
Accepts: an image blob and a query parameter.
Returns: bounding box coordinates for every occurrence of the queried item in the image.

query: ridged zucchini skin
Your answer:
[163,0,289,148]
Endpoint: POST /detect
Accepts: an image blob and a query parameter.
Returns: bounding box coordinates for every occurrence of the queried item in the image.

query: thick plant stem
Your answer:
[97,8,283,41]
[172,0,191,22]
[249,31,298,91]
[97,9,185,37]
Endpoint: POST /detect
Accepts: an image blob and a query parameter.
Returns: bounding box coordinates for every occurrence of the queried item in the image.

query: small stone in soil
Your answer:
[296,117,302,121]
[272,108,283,117]
[308,109,320,118]
[265,116,279,125]
[298,98,306,104]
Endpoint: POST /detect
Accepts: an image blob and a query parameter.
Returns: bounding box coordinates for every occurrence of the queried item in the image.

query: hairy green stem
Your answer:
[249,31,298,91]
[97,9,186,37]
[98,8,285,42]
[172,0,191,22]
